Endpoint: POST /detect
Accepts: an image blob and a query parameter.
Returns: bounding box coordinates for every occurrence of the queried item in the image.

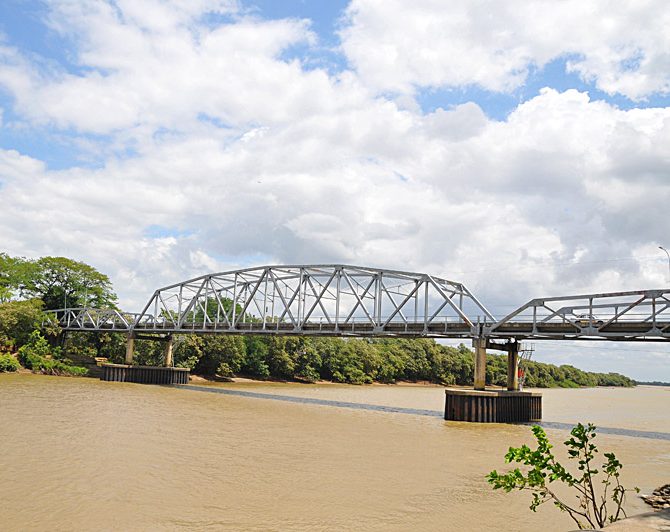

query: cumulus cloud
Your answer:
[340,0,670,100]
[0,0,668,327]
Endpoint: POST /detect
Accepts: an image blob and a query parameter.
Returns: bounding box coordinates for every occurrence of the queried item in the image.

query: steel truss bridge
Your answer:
[45,264,670,342]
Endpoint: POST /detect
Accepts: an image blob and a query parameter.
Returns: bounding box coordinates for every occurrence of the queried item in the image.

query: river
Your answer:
[0,374,668,531]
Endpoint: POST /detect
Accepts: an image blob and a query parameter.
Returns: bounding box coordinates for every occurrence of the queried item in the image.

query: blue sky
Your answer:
[2,0,669,168]
[0,0,669,379]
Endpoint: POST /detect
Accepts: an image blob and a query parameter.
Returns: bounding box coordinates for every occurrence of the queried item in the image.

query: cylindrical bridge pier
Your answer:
[444,388,542,423]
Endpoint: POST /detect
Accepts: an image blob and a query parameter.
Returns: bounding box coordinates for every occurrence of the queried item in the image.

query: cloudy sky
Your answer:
[1,0,669,380]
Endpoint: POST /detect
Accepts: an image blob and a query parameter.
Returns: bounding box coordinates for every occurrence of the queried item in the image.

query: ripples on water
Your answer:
[0,374,668,531]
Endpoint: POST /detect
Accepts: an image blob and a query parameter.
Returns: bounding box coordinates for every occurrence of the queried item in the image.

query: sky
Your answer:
[0,0,669,380]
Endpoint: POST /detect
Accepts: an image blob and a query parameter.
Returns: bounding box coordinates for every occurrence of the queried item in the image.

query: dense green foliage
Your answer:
[0,253,116,310]
[95,332,633,387]
[0,353,20,372]
[483,351,634,388]
[0,298,45,351]
[17,331,87,376]
[488,423,638,529]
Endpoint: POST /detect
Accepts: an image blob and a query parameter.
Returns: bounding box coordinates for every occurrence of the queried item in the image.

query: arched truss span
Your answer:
[132,265,493,337]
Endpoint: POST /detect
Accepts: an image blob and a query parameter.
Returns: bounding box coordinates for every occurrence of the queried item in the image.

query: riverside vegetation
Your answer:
[0,252,635,387]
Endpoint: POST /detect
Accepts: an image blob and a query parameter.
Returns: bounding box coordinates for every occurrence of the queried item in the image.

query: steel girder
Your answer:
[484,289,670,341]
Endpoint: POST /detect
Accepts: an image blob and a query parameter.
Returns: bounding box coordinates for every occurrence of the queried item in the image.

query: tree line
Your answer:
[0,252,634,388]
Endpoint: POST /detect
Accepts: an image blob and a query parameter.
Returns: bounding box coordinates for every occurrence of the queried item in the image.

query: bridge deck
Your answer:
[55,320,670,340]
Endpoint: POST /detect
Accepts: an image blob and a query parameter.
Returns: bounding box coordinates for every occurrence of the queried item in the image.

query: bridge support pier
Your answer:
[125,334,135,364]
[164,335,173,367]
[507,341,519,391]
[473,338,487,390]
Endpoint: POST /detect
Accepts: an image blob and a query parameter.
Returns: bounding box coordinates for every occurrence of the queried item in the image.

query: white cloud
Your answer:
[0,1,668,378]
[340,0,670,100]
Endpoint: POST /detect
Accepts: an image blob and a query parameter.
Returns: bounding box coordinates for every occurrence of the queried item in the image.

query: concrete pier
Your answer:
[473,338,487,390]
[164,335,174,367]
[124,334,135,364]
[444,388,542,423]
[507,342,519,391]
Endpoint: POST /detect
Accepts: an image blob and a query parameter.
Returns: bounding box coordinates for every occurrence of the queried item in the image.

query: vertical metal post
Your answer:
[414,280,419,323]
[335,269,341,331]
[177,285,183,326]
[202,279,209,330]
[375,274,382,326]
[423,279,429,330]
[262,269,268,329]
[231,274,238,327]
[270,282,276,325]
[297,269,304,327]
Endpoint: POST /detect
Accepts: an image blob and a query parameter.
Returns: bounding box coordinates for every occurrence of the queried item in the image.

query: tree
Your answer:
[198,335,246,376]
[24,256,117,310]
[487,423,638,529]
[0,253,35,302]
[0,299,45,351]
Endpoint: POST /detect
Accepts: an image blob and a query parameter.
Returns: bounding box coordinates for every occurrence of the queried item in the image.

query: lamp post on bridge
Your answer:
[660,246,670,284]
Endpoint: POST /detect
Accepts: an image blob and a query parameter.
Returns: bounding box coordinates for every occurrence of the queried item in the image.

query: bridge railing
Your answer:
[44,308,155,331]
[485,289,670,340]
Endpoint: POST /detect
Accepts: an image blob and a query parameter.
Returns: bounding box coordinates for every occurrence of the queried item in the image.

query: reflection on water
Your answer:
[181,384,444,417]
[180,384,670,441]
[0,374,668,531]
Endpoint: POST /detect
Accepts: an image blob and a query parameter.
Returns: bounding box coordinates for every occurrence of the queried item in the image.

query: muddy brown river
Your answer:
[0,374,668,531]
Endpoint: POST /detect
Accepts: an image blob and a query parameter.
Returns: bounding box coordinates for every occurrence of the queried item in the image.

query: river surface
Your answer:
[0,374,668,531]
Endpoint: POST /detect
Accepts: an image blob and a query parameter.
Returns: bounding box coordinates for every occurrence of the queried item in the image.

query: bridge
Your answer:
[45,265,669,420]
[47,264,670,340]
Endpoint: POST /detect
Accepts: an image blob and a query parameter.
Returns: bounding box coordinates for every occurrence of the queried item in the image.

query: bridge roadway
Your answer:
[44,264,669,395]
[58,318,670,341]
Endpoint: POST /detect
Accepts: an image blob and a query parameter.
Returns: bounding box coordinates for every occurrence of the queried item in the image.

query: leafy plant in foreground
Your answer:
[487,423,638,529]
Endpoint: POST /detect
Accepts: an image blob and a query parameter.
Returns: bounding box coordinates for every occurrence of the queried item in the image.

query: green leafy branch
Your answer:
[487,423,638,529]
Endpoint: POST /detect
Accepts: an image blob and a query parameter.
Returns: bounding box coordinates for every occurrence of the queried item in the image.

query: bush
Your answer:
[18,330,87,376]
[29,356,88,376]
[487,423,638,529]
[0,353,20,372]
[0,299,46,351]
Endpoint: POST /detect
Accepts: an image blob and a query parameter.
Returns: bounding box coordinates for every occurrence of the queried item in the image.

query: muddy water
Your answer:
[0,374,668,531]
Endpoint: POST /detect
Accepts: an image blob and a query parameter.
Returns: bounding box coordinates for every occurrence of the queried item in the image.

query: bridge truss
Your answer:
[47,265,493,338]
[485,289,670,341]
[44,265,670,342]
